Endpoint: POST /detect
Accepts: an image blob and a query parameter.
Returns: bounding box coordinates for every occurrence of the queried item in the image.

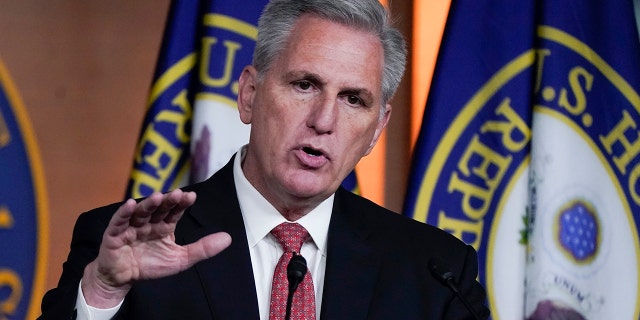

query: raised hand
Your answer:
[80,189,232,308]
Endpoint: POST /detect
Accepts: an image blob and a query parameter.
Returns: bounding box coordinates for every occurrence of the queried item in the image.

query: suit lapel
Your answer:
[320,188,381,320]
[179,158,260,319]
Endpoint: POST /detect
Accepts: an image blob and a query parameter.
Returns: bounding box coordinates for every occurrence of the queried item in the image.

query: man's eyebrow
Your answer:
[340,87,372,96]
[284,70,325,85]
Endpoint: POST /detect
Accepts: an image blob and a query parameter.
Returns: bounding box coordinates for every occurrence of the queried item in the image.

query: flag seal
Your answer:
[525,26,640,319]
[0,59,48,320]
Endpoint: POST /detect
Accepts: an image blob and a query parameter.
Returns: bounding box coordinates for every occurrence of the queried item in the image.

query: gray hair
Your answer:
[253,0,407,106]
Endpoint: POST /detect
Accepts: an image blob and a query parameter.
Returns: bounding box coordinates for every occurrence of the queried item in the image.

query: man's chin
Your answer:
[285,177,335,199]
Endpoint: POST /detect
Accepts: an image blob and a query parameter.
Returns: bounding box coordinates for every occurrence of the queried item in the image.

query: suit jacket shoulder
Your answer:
[320,188,489,319]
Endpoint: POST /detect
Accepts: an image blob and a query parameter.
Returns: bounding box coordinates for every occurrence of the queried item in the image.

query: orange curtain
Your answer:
[356,0,450,206]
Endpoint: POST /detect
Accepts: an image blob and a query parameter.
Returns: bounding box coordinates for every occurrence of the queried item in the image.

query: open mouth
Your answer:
[303,146,323,157]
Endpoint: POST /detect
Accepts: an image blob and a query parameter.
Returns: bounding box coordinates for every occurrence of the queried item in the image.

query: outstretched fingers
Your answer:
[132,190,181,226]
[103,190,196,244]
[104,197,146,238]
[84,189,209,307]
[160,190,197,224]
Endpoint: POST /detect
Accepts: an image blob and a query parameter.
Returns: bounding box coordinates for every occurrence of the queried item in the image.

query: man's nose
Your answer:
[306,95,337,134]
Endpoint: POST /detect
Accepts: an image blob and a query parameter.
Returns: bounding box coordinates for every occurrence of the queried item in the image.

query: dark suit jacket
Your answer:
[39,157,489,319]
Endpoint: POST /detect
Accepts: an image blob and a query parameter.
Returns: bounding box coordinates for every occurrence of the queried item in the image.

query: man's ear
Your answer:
[364,103,392,156]
[237,66,258,124]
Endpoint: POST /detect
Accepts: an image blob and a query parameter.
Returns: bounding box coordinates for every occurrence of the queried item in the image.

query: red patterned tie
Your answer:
[269,223,316,320]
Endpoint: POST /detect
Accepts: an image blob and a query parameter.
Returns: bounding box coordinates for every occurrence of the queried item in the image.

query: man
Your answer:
[40,0,489,319]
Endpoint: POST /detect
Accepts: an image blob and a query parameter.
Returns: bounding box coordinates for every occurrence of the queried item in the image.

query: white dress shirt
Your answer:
[234,146,331,320]
[75,147,332,320]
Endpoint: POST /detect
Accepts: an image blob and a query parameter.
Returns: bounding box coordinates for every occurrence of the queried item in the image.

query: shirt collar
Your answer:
[233,146,333,251]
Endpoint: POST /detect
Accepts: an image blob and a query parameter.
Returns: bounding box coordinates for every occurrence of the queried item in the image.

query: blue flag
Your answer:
[126,0,267,198]
[127,0,358,198]
[0,59,48,320]
[404,1,640,318]
[341,170,359,195]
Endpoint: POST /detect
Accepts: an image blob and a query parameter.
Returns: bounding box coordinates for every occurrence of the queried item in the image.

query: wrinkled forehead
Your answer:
[271,15,385,99]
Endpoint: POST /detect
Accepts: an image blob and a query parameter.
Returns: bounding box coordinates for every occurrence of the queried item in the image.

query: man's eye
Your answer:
[295,81,313,91]
[346,95,363,106]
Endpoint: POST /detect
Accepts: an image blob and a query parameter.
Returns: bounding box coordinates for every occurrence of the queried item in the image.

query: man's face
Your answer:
[238,14,390,215]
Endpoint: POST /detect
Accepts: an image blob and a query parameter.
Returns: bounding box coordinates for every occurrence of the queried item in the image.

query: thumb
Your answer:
[183,232,232,268]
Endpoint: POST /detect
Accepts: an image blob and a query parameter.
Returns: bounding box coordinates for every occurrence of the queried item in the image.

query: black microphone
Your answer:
[285,253,307,320]
[428,257,482,320]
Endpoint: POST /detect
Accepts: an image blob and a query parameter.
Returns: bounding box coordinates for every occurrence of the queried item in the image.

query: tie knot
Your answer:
[271,222,310,253]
